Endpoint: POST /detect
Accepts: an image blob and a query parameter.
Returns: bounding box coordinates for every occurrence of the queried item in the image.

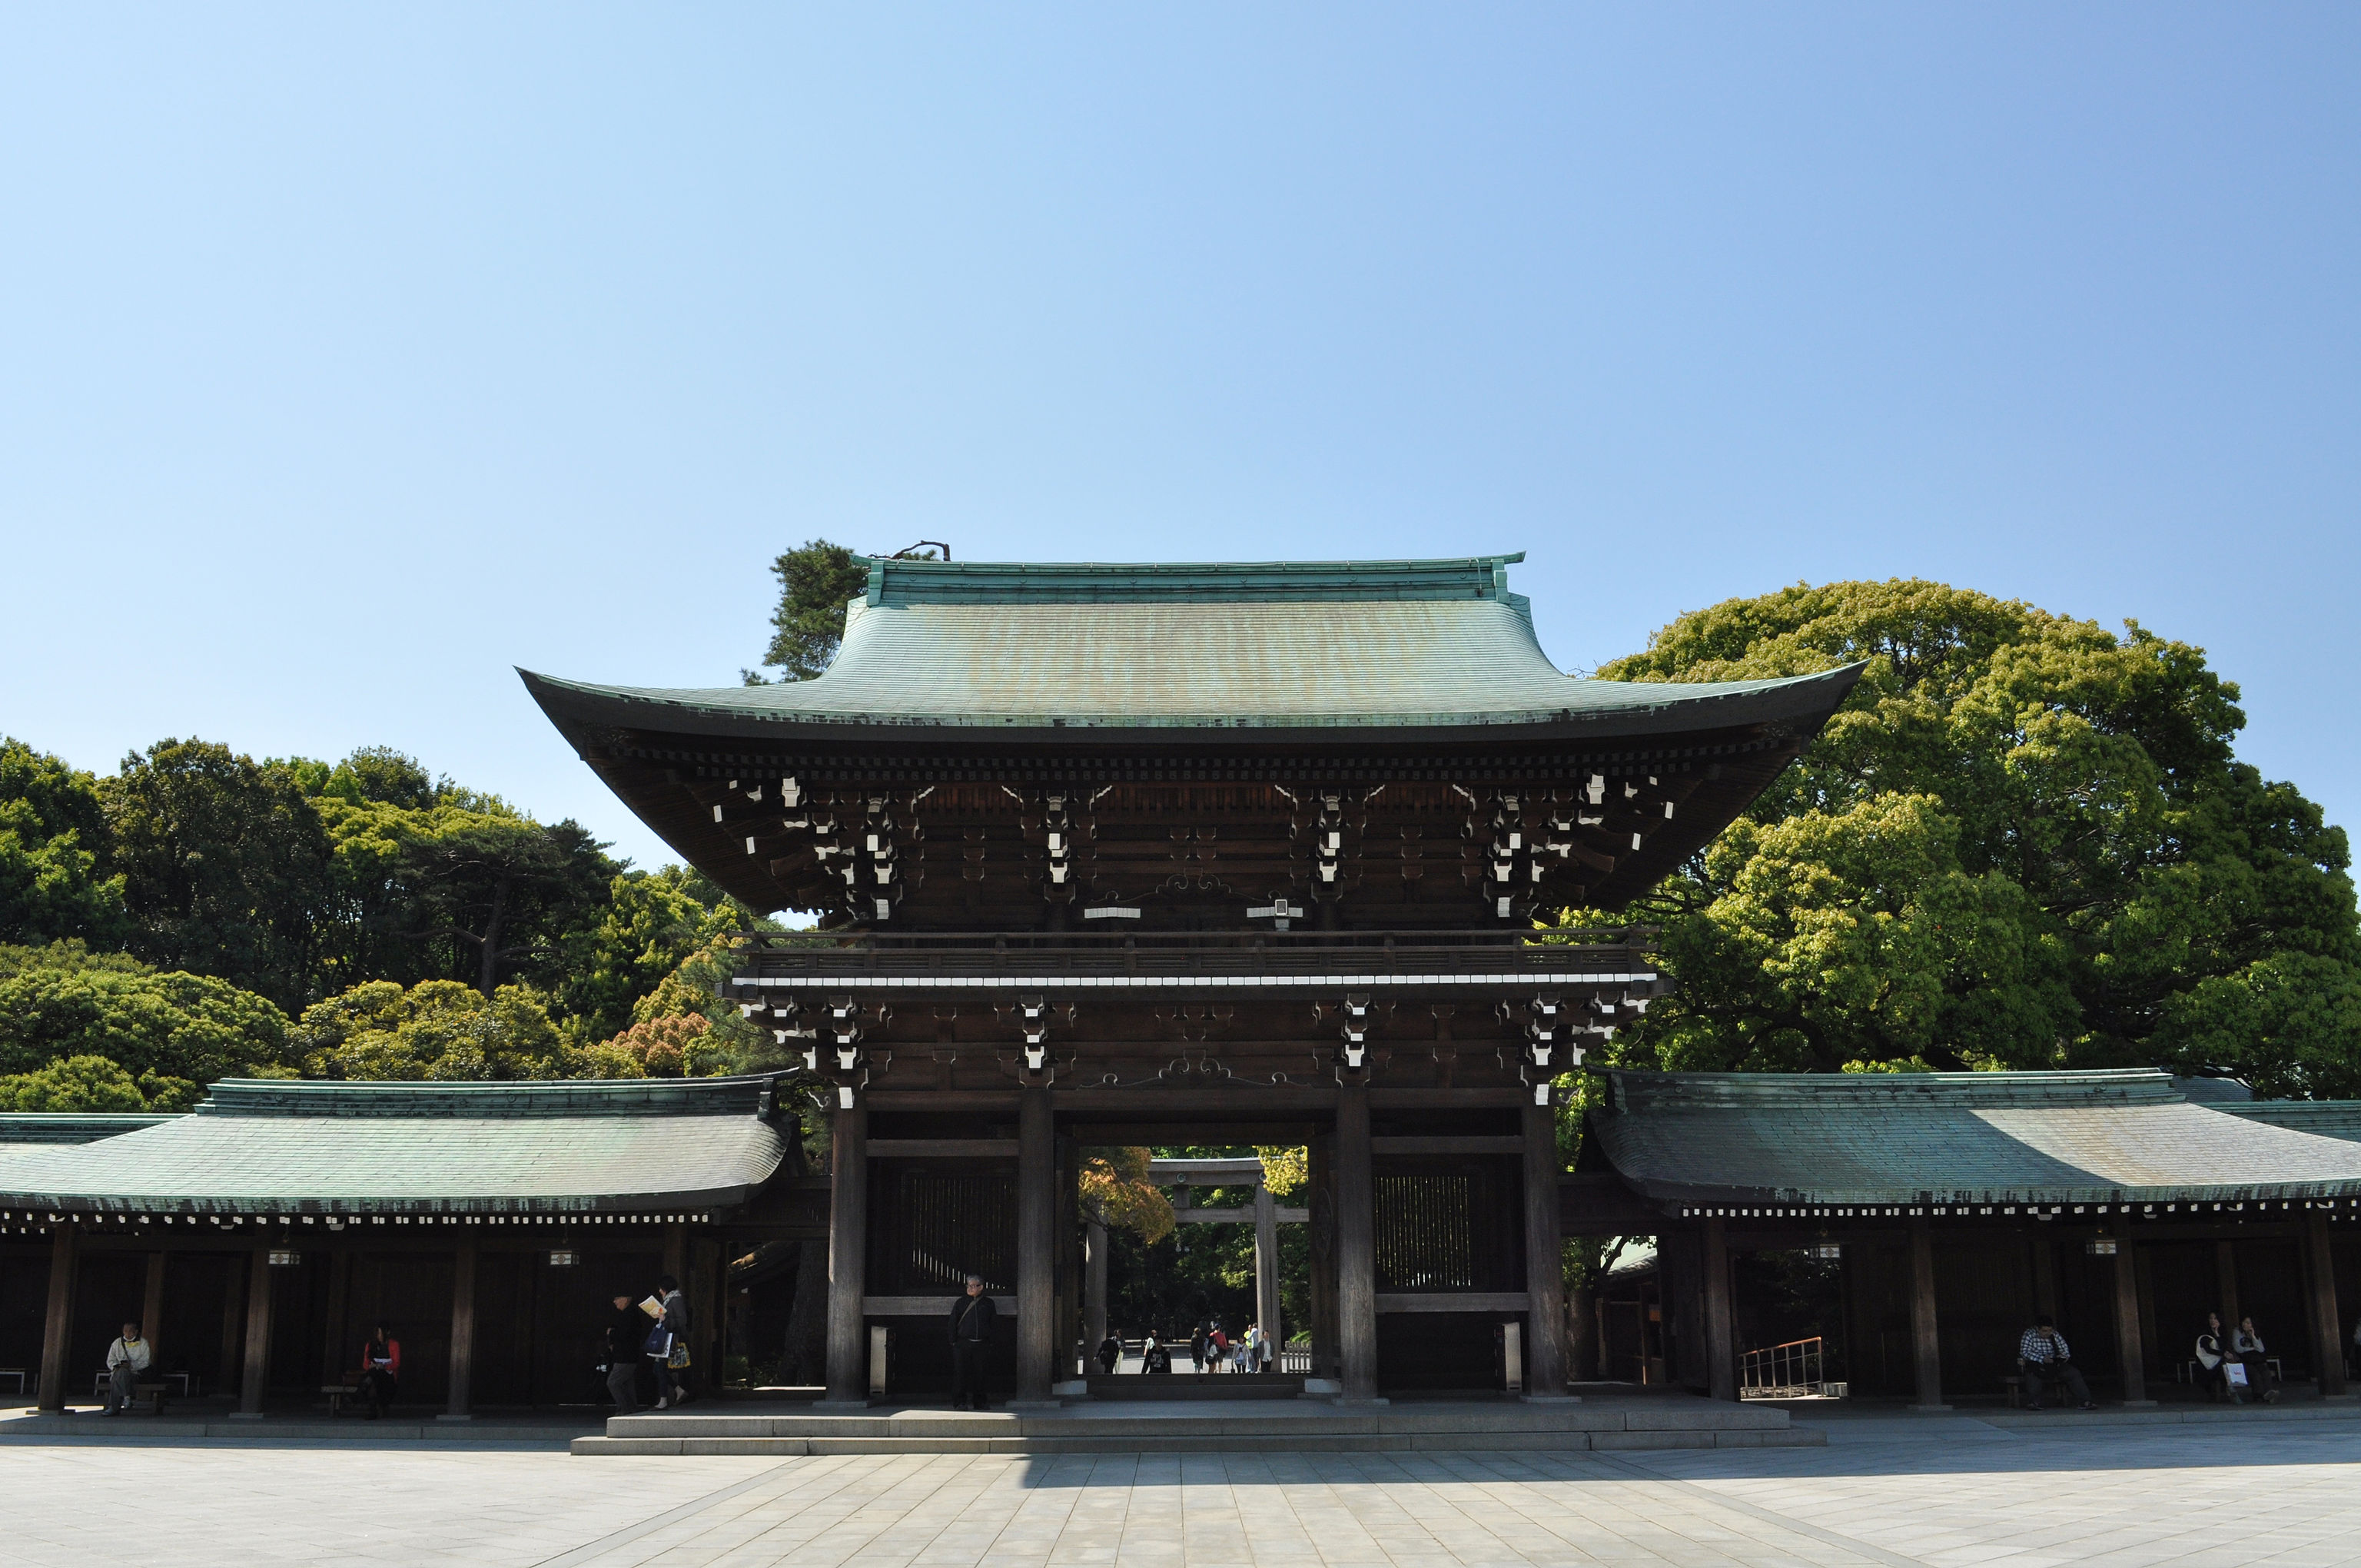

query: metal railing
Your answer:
[1739,1336,1825,1400]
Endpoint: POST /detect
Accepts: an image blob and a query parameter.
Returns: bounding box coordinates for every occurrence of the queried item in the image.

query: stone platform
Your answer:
[573,1390,1818,1457]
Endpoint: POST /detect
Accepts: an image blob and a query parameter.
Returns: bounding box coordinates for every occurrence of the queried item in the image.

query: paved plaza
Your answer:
[12,1410,2361,1566]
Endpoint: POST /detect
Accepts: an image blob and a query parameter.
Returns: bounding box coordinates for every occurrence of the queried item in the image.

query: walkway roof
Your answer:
[1587,1069,2361,1207]
[0,1078,792,1217]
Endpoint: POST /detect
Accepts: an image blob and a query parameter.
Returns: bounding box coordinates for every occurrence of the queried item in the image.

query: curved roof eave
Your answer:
[519,662,1868,750]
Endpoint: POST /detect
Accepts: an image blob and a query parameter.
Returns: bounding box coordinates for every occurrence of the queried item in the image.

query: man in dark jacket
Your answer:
[605,1294,646,1415]
[948,1274,995,1410]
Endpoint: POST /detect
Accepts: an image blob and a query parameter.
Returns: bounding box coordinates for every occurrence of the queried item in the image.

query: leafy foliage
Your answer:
[0,942,291,1108]
[0,1054,148,1112]
[1078,1146,1176,1244]
[1587,580,2361,1094]
[292,978,566,1081]
[750,540,872,683]
[0,739,129,948]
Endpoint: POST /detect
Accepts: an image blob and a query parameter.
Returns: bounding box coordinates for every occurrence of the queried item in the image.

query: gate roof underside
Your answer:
[1586,1069,2361,1208]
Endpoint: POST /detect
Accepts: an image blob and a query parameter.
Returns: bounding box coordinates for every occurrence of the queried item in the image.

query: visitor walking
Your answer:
[1190,1323,1208,1374]
[650,1274,692,1408]
[1096,1328,1122,1375]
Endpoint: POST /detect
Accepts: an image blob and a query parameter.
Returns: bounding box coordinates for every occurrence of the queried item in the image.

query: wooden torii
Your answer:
[1082,1156,1308,1361]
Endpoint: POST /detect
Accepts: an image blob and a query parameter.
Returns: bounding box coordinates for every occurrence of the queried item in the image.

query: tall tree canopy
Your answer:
[99,739,330,1012]
[0,739,128,948]
[1586,580,2361,1096]
[749,539,872,683]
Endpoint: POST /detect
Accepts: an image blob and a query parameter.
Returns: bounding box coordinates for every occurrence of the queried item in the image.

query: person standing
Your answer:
[1190,1323,1208,1374]
[948,1274,995,1410]
[2015,1314,2096,1410]
[649,1275,692,1409]
[99,1321,151,1416]
[2233,1316,2280,1403]
[1095,1328,1122,1375]
[358,1323,401,1419]
[605,1294,646,1416]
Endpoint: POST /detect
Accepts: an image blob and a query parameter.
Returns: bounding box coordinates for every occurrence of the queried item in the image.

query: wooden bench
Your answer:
[323,1381,365,1415]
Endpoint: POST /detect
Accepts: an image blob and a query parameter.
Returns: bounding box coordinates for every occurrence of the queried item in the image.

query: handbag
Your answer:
[643,1323,672,1358]
[667,1341,692,1370]
[2225,1361,2250,1387]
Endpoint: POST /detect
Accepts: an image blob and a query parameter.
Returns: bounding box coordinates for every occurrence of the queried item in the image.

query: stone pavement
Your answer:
[13,1410,2361,1566]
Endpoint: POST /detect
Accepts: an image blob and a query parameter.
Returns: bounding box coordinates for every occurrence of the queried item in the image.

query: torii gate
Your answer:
[1083,1155,1310,1361]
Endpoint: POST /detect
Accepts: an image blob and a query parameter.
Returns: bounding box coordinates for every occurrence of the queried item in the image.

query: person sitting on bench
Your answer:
[2017,1314,2097,1410]
[357,1323,400,1419]
[2233,1316,2280,1404]
[100,1321,151,1416]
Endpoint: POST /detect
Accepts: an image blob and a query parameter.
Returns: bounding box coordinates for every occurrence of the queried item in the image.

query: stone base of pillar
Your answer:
[1005,1399,1064,1411]
[434,1412,476,1422]
[1049,1380,1090,1397]
[1906,1403,1953,1412]
[1330,1396,1391,1407]
[2117,1399,2159,1407]
[812,1398,872,1411]
[1519,1392,1582,1404]
[227,1411,267,1421]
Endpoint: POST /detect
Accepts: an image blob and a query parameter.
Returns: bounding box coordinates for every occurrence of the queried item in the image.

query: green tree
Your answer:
[0,1054,149,1112]
[99,739,331,1010]
[747,539,873,683]
[552,867,741,1043]
[0,944,292,1108]
[0,739,129,948]
[1585,580,2361,1095]
[294,978,566,1080]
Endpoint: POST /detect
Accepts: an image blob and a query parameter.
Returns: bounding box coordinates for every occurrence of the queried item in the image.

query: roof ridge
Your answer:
[195,1075,779,1119]
[1608,1068,2181,1113]
[862,555,1528,607]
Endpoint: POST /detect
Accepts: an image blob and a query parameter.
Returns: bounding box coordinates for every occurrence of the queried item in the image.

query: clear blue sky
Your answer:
[5,5,2355,873]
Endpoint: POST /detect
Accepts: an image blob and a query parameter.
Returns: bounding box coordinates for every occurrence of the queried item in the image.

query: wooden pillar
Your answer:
[1308,1136,1337,1380]
[1702,1214,1736,1402]
[1084,1219,1108,1364]
[1335,1081,1379,1402]
[235,1243,273,1417]
[1055,1135,1078,1378]
[2029,1234,2058,1321]
[218,1253,247,1403]
[822,1098,868,1405]
[1014,1085,1055,1404]
[1521,1100,1569,1398]
[2306,1211,2347,1397]
[35,1225,78,1411]
[442,1239,478,1420]
[2215,1240,2242,1329]
[699,1238,727,1383]
[319,1251,350,1392]
[1908,1216,1948,1410]
[2112,1241,2153,1406]
[140,1251,168,1364]
[1254,1182,1281,1358]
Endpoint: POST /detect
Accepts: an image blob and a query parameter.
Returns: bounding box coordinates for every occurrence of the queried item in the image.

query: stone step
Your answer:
[1084,1374,1305,1401]
[573,1426,1824,1457]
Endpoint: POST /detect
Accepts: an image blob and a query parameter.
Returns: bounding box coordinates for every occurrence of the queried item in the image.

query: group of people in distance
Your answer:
[1088,1318,1274,1379]
[2017,1309,2286,1410]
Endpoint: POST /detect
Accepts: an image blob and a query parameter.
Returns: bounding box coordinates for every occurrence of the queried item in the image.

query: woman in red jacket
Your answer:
[358,1324,400,1419]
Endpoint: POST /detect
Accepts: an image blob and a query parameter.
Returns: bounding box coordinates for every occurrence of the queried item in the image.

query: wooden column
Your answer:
[1014,1085,1055,1404]
[822,1098,868,1405]
[2306,1211,2347,1397]
[140,1251,168,1364]
[1702,1215,1736,1402]
[1521,1100,1569,1398]
[1335,1081,1379,1402]
[1084,1219,1108,1363]
[1308,1136,1337,1380]
[2112,1241,2153,1406]
[35,1226,78,1411]
[1908,1216,1948,1410]
[2029,1234,2058,1321]
[2215,1241,2242,1329]
[699,1239,727,1382]
[442,1239,478,1420]
[217,1254,246,1403]
[1254,1182,1281,1357]
[319,1251,350,1392]
[235,1243,273,1417]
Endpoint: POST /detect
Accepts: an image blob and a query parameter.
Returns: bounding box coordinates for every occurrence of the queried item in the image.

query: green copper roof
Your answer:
[1591,1069,2361,1206]
[0,1077,792,1216]
[2220,1101,2361,1141]
[523,554,1864,736]
[0,1114,179,1145]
